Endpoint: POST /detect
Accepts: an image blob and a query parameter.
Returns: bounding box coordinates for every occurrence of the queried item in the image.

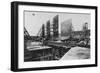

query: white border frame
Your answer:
[18,5,96,69]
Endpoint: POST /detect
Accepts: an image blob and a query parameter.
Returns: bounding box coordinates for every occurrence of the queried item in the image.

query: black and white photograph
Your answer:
[11,1,97,71]
[24,11,91,62]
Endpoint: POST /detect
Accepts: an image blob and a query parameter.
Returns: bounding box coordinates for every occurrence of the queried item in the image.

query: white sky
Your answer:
[24,11,90,36]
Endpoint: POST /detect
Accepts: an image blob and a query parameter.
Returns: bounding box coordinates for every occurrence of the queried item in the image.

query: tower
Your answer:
[46,20,50,40]
[53,15,59,40]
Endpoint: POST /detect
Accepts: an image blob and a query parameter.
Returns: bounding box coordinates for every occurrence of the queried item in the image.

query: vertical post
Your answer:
[46,20,51,40]
[53,15,59,40]
[41,24,45,45]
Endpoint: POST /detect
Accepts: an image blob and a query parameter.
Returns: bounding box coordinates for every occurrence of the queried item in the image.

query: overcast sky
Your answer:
[24,11,90,36]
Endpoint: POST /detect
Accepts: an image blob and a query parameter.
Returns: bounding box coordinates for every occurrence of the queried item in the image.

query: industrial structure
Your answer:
[24,15,90,61]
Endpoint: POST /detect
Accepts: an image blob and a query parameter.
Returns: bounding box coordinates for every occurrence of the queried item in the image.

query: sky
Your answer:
[24,11,90,36]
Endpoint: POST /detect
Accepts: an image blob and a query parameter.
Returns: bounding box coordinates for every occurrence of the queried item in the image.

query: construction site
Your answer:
[24,14,90,62]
